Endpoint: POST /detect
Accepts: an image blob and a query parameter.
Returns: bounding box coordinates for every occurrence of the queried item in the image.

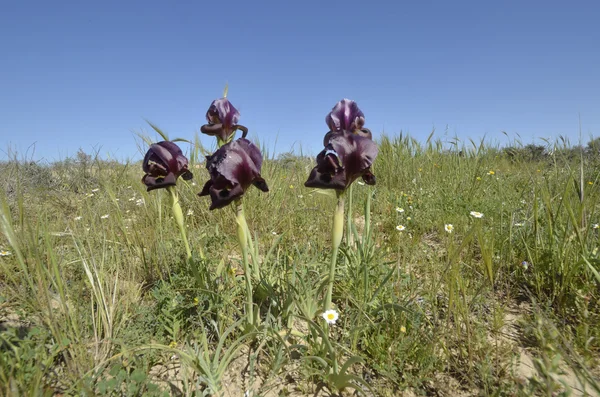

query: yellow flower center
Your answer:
[327,313,335,320]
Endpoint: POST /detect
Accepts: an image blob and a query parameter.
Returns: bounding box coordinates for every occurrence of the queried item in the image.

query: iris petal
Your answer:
[141,141,192,191]
[199,138,269,210]
[325,99,366,133]
[201,98,244,142]
[305,132,378,191]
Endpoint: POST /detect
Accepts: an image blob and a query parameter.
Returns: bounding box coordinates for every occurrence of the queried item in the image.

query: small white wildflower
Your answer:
[91,188,99,192]
[514,222,524,227]
[593,224,600,230]
[115,198,120,201]
[128,196,136,202]
[271,231,278,235]
[0,250,12,257]
[444,224,454,233]
[186,209,194,216]
[322,309,339,325]
[396,207,404,213]
[396,225,406,232]
[470,211,484,218]
[297,195,303,198]
[101,214,109,219]
[406,217,412,221]
[135,198,145,206]
[74,216,82,221]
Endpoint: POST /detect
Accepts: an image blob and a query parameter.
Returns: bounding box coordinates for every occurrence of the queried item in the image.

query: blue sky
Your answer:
[1,0,599,162]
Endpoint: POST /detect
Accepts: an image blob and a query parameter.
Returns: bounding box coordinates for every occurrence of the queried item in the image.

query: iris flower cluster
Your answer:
[141,96,377,325]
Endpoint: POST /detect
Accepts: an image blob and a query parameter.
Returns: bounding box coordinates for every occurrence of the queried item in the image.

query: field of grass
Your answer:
[1,134,600,396]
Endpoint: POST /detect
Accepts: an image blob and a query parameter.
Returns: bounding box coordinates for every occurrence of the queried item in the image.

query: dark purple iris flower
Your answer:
[305,131,378,191]
[200,98,248,143]
[199,138,269,210]
[323,99,372,145]
[142,141,193,191]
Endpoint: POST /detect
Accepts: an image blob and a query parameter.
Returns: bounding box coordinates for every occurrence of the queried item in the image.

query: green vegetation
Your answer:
[1,133,599,396]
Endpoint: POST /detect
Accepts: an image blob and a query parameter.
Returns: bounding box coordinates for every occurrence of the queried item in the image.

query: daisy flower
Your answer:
[396,225,406,232]
[322,309,339,325]
[470,211,484,218]
[396,207,404,213]
[0,250,12,257]
[444,224,454,233]
[101,214,109,219]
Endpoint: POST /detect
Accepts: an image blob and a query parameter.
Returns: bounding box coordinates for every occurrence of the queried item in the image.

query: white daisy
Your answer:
[322,309,339,325]
[470,211,484,218]
[444,224,454,233]
[396,225,406,232]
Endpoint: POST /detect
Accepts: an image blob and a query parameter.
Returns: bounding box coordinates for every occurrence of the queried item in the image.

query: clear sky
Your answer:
[1,0,599,162]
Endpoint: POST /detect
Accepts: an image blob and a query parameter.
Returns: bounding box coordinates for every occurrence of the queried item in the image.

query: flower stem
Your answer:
[235,199,254,326]
[346,184,354,246]
[167,186,196,261]
[325,191,345,311]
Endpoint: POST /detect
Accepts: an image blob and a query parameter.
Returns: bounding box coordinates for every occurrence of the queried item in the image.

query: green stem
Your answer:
[325,192,345,311]
[363,190,371,300]
[235,199,254,326]
[346,184,354,246]
[167,187,197,260]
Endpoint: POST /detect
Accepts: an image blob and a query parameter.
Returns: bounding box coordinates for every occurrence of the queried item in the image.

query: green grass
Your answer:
[1,134,599,396]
